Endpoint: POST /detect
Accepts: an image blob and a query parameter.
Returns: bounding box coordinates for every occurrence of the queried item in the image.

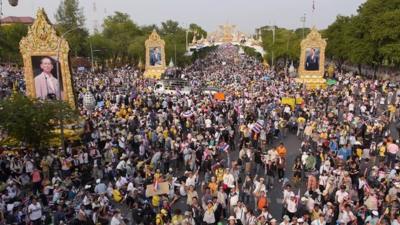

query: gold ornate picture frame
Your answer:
[19,8,76,108]
[144,30,166,79]
[298,27,327,79]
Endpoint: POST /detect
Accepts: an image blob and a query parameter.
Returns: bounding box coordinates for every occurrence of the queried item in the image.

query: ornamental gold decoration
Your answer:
[144,30,166,79]
[19,8,76,108]
[297,27,327,89]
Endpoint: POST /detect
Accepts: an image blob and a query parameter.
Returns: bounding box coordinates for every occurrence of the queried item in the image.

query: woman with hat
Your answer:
[228,216,237,225]
[203,200,216,225]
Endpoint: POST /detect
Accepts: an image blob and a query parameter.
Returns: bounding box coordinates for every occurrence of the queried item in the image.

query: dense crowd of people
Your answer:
[0,44,400,225]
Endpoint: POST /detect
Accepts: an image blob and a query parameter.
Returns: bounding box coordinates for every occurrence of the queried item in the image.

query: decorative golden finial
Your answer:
[138,58,144,70]
[12,81,18,93]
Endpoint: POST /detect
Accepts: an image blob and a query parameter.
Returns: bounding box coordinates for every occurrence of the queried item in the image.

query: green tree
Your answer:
[102,12,142,64]
[128,35,147,64]
[325,0,400,72]
[188,23,207,41]
[0,94,77,149]
[261,27,302,65]
[325,15,352,70]
[55,0,89,56]
[88,33,114,68]
[363,0,400,67]
[0,24,28,63]
[160,20,181,35]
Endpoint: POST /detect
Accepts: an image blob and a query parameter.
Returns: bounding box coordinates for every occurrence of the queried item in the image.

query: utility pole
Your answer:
[301,13,306,39]
[174,42,177,66]
[270,25,275,68]
[90,41,94,72]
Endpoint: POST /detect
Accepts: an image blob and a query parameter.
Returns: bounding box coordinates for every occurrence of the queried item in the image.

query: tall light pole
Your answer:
[260,25,276,67]
[56,26,82,151]
[264,25,275,68]
[301,13,306,39]
[89,41,101,72]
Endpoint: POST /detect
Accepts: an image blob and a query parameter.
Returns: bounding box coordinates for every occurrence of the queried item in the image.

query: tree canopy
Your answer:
[55,0,89,57]
[261,27,304,65]
[0,24,28,63]
[324,0,400,71]
[0,94,77,149]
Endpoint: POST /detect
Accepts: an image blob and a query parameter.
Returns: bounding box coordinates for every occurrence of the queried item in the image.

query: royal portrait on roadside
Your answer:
[305,48,320,71]
[31,56,63,100]
[20,9,76,108]
[150,47,162,66]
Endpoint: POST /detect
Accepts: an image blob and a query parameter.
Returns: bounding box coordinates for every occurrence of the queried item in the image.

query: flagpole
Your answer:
[312,0,316,28]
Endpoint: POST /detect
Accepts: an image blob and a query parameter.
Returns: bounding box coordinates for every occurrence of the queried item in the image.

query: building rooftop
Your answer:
[0,16,34,25]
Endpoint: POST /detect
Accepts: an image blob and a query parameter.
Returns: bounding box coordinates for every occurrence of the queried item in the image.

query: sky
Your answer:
[2,0,366,34]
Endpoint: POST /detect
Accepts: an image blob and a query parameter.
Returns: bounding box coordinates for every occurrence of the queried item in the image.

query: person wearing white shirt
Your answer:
[223,169,235,189]
[95,179,107,194]
[311,214,326,225]
[338,204,356,225]
[286,194,298,217]
[116,159,126,171]
[28,198,42,225]
[185,170,198,187]
[335,186,349,204]
[280,215,292,225]
[391,214,400,225]
[234,202,248,225]
[110,210,126,225]
[205,118,212,129]
[116,176,128,189]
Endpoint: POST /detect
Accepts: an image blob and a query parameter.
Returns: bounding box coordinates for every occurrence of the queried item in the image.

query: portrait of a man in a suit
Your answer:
[150,47,162,66]
[305,48,320,71]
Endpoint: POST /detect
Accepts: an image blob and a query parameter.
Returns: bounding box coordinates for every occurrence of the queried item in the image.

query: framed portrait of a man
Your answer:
[19,8,76,108]
[296,27,327,89]
[304,48,320,71]
[31,56,63,100]
[144,30,166,79]
[150,47,162,66]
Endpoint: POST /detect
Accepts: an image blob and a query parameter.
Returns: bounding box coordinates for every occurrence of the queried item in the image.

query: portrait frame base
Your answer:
[143,68,164,79]
[296,76,327,90]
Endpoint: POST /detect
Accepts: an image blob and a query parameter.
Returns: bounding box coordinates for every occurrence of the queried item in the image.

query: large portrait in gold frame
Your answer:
[144,30,166,79]
[298,27,327,79]
[19,8,75,108]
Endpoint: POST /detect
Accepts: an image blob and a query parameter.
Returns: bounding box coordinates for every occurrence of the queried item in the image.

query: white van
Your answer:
[154,79,192,95]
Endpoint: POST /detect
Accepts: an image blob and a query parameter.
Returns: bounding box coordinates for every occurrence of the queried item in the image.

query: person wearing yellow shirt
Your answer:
[112,186,123,202]
[171,210,184,225]
[378,142,386,163]
[388,104,396,122]
[208,176,219,196]
[163,129,169,139]
[297,116,306,137]
[155,210,166,225]
[215,167,224,183]
[152,195,160,208]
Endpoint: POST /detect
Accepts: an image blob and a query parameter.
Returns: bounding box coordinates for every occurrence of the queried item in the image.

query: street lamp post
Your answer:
[56,26,82,151]
[260,26,276,67]
[301,13,307,39]
[89,41,101,72]
[90,41,94,72]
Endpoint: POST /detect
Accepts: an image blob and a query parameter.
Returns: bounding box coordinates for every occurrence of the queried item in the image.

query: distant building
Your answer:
[0,16,34,26]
